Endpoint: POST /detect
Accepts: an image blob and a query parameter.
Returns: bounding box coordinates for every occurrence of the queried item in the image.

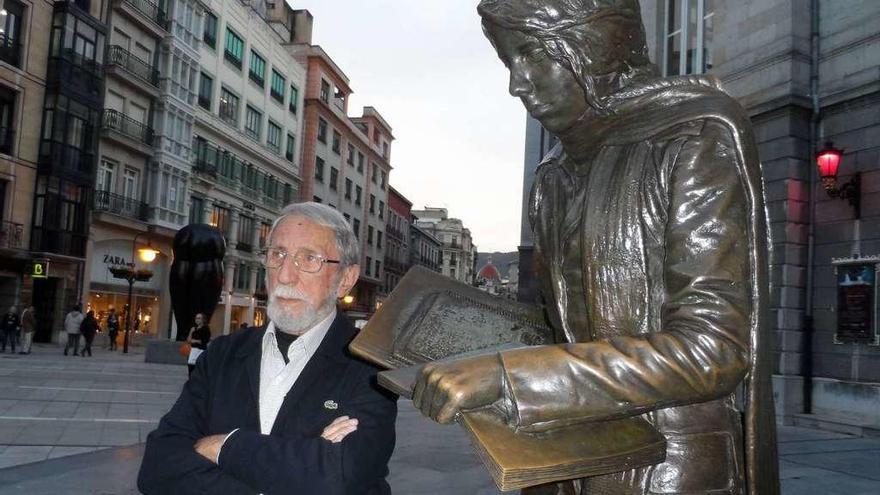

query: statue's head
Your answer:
[478,0,654,131]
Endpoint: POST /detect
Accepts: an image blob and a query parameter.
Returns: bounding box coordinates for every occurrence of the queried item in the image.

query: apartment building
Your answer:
[289,11,394,318]
[412,207,477,284]
[383,186,411,294]
[409,221,441,274]
[193,0,305,334]
[0,0,52,340]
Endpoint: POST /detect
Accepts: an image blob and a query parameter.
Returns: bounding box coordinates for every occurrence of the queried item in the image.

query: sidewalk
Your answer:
[0,344,876,494]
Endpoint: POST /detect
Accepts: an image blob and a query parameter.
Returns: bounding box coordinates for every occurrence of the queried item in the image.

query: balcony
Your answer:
[38,140,95,183]
[383,256,408,274]
[30,226,87,258]
[115,0,167,36]
[0,127,14,155]
[0,33,22,68]
[236,241,253,253]
[105,45,159,95]
[0,221,23,250]
[102,109,154,152]
[94,190,149,221]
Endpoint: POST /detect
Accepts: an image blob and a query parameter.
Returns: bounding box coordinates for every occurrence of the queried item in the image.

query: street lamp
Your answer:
[816,141,860,218]
[108,231,160,353]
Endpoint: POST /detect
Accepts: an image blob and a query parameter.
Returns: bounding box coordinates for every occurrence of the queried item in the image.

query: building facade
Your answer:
[383,186,411,294]
[192,0,304,335]
[517,0,880,426]
[412,207,477,284]
[289,12,394,319]
[409,221,441,274]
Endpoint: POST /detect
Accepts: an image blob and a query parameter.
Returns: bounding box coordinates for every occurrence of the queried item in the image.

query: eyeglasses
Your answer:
[260,247,341,273]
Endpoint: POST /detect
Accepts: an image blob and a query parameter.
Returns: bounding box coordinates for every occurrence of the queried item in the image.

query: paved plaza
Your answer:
[0,343,876,494]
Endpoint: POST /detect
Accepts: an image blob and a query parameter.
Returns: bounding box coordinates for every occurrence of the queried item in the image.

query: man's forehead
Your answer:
[272,216,337,252]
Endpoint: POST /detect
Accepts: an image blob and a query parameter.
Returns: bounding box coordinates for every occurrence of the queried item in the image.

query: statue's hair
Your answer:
[270,202,360,268]
[478,0,656,112]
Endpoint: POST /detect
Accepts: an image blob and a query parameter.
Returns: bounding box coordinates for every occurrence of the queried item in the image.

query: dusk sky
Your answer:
[289,1,527,253]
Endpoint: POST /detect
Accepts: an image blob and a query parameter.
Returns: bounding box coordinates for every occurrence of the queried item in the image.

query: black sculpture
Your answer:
[169,224,226,341]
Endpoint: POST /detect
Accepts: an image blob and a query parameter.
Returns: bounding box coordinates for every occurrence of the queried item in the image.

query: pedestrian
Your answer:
[1,306,19,353]
[80,310,99,357]
[106,307,119,351]
[186,313,211,377]
[63,304,84,356]
[19,305,35,354]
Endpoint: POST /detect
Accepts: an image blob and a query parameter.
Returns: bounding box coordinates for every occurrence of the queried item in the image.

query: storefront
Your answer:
[85,239,170,340]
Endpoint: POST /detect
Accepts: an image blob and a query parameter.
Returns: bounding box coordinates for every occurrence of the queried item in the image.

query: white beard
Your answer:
[267,285,338,335]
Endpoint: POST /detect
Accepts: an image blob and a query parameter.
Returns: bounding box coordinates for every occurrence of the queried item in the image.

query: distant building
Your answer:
[409,221,441,274]
[384,186,411,294]
[412,207,477,284]
[476,259,502,295]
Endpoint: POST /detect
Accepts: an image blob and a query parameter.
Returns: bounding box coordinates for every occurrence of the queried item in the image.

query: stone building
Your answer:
[383,186,411,295]
[289,11,394,319]
[412,207,477,284]
[191,0,304,335]
[517,0,880,427]
[409,221,441,274]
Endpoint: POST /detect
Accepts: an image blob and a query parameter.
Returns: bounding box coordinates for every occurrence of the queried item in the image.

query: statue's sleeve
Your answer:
[498,120,752,432]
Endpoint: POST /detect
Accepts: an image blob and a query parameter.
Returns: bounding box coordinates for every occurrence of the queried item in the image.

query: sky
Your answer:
[289,1,527,253]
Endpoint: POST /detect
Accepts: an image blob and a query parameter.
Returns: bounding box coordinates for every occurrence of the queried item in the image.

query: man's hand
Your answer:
[412,353,504,424]
[194,434,228,464]
[321,415,359,443]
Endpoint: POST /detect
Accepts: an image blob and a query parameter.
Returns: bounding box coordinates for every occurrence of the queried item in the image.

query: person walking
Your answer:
[80,310,99,357]
[19,305,35,354]
[63,304,84,356]
[106,308,119,351]
[186,313,211,377]
[1,306,19,353]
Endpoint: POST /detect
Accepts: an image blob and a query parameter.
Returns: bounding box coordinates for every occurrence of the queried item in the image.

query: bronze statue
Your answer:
[169,224,226,341]
[411,0,780,493]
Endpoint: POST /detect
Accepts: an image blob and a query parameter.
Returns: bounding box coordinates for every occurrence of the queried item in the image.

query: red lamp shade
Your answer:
[816,142,843,179]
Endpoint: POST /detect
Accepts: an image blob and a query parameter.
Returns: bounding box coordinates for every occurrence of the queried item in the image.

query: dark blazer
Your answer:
[138,313,397,494]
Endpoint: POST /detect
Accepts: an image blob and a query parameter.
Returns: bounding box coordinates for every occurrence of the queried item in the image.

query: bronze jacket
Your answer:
[502,77,779,495]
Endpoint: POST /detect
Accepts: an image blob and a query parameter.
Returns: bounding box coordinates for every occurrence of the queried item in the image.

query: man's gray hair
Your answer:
[269,202,360,267]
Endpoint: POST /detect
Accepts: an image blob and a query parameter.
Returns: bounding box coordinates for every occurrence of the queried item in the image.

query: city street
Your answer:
[0,343,875,494]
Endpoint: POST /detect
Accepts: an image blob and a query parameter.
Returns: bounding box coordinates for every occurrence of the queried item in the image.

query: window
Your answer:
[381,170,387,189]
[331,130,341,154]
[355,185,362,205]
[450,253,458,266]
[369,194,376,214]
[0,86,17,155]
[249,50,266,87]
[371,166,377,184]
[367,225,374,245]
[357,152,364,173]
[224,28,244,69]
[244,105,262,140]
[377,231,383,249]
[198,72,213,110]
[317,118,327,143]
[378,201,385,220]
[366,256,372,276]
[314,156,324,182]
[219,88,239,124]
[259,222,271,249]
[345,178,352,199]
[234,263,251,291]
[210,204,231,237]
[353,219,360,239]
[329,167,338,190]
[664,0,714,76]
[347,144,355,166]
[122,167,139,199]
[96,160,115,192]
[0,0,25,67]
[285,133,295,162]
[383,142,389,159]
[238,215,254,251]
[313,195,322,203]
[451,268,456,279]
[289,85,299,114]
[189,196,204,224]
[203,11,218,49]
[375,260,381,277]
[270,70,285,103]
[343,213,350,222]
[266,121,281,152]
[320,80,330,103]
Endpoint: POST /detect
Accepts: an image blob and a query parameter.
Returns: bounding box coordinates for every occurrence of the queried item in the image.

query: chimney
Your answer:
[291,10,314,44]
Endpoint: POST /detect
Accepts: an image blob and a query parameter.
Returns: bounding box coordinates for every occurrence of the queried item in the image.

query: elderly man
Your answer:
[138,202,397,495]
[413,1,779,494]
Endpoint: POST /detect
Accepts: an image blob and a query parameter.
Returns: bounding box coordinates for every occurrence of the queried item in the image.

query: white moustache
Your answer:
[270,285,311,302]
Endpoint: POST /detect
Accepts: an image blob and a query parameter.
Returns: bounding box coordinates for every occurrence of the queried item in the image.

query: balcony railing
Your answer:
[30,226,87,258]
[94,190,149,221]
[383,257,408,274]
[0,33,22,67]
[102,109,154,146]
[119,0,167,29]
[0,127,14,155]
[0,221,24,249]
[106,45,159,86]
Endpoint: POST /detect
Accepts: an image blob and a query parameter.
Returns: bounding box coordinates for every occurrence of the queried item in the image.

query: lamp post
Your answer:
[109,232,160,354]
[816,141,861,218]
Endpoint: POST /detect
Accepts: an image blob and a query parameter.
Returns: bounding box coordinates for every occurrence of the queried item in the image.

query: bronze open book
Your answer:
[349,266,666,491]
